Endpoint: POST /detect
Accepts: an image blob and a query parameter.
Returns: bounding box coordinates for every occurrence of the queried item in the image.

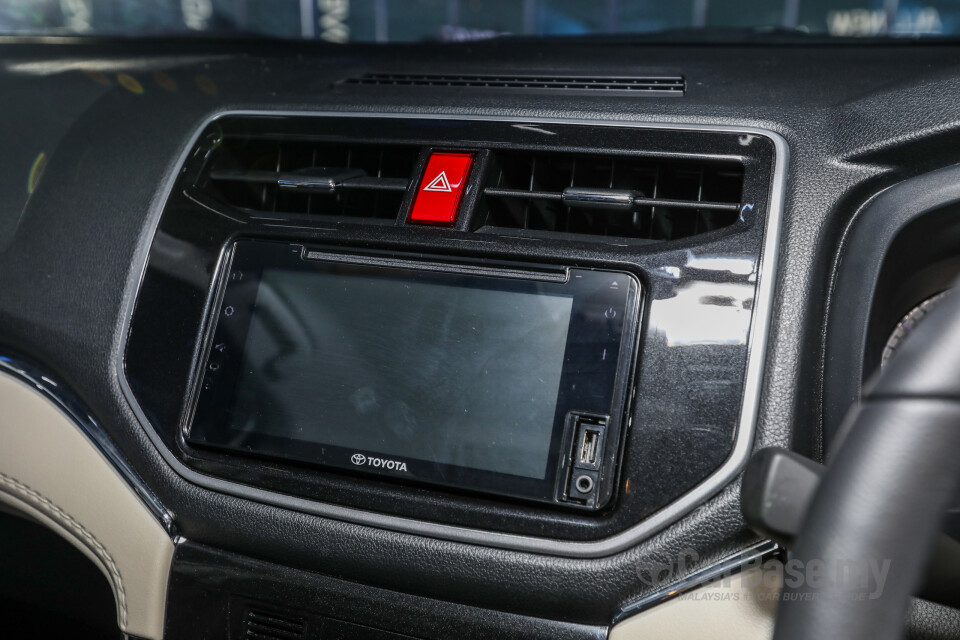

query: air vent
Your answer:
[341,73,684,95]
[479,150,744,242]
[195,136,419,221]
[244,609,305,640]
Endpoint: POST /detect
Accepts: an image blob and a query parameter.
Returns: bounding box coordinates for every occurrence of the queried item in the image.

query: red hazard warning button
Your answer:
[409,152,475,226]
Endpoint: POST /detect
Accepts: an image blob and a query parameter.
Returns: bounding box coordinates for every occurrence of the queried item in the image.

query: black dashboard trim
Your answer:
[823,162,960,445]
[166,539,608,640]
[116,110,788,558]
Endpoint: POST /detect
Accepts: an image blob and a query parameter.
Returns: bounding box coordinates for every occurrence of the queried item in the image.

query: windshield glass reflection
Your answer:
[2,1,956,41]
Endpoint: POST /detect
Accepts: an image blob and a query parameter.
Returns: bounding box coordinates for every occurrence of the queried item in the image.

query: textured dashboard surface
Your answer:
[2,38,960,626]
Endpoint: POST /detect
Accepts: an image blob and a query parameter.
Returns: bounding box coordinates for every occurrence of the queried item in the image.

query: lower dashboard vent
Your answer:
[244,609,306,640]
[341,73,685,95]
[195,136,418,221]
[479,150,744,242]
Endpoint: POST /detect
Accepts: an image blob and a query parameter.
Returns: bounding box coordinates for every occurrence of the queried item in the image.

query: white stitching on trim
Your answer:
[0,472,128,628]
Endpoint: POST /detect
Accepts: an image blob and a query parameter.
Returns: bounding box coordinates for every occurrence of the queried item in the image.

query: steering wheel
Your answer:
[772,286,960,640]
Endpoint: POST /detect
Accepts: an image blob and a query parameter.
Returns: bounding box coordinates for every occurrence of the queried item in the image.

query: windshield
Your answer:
[0,0,955,41]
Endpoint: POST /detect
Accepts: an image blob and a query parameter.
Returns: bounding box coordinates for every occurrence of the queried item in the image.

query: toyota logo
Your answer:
[350,453,366,465]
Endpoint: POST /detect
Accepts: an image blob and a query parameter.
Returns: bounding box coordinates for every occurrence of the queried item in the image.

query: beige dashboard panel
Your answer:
[610,563,781,640]
[0,373,174,639]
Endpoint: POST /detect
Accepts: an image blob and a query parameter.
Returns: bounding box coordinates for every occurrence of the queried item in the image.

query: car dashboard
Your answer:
[1,36,960,640]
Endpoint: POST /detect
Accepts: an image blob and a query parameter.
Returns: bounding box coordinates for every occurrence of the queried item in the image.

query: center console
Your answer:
[122,113,783,556]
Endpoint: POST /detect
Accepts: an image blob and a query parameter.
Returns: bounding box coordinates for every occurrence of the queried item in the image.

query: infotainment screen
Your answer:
[234,268,572,480]
[188,240,641,509]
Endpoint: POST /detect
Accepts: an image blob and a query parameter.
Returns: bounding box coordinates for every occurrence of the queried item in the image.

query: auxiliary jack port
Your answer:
[574,474,594,494]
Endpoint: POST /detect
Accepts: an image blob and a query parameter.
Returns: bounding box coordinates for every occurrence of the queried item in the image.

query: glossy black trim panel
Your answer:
[119,111,787,558]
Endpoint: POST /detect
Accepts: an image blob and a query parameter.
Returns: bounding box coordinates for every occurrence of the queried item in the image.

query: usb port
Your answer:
[579,428,601,466]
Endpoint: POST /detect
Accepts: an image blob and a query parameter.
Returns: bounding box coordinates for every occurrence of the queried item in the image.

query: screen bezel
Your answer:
[186,240,641,507]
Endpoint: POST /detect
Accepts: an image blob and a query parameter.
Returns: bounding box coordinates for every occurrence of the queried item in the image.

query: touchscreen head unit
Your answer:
[188,240,641,510]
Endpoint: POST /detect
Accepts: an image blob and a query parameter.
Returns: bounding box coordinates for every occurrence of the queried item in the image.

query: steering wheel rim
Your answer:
[773,288,960,640]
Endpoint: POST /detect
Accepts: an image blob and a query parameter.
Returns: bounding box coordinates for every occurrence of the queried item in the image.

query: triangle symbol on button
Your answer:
[423,170,453,192]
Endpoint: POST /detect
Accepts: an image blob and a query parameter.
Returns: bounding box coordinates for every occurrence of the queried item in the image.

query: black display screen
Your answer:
[188,241,641,505]
[235,268,572,479]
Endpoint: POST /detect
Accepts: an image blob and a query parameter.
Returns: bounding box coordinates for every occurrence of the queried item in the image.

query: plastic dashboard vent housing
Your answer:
[195,136,419,221]
[478,150,744,242]
[244,609,306,639]
[341,73,685,95]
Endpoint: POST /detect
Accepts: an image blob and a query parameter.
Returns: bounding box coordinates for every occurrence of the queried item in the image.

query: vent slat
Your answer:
[484,187,563,201]
[247,626,302,639]
[197,138,418,221]
[208,169,408,193]
[479,150,743,242]
[341,73,684,95]
[631,196,739,211]
[248,612,304,631]
[244,610,305,640]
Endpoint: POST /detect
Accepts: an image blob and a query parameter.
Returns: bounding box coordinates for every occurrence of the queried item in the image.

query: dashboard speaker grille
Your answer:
[479,150,743,241]
[341,73,685,95]
[195,137,418,221]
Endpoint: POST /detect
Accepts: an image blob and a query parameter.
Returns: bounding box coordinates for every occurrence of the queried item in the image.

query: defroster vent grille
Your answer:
[341,73,685,95]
